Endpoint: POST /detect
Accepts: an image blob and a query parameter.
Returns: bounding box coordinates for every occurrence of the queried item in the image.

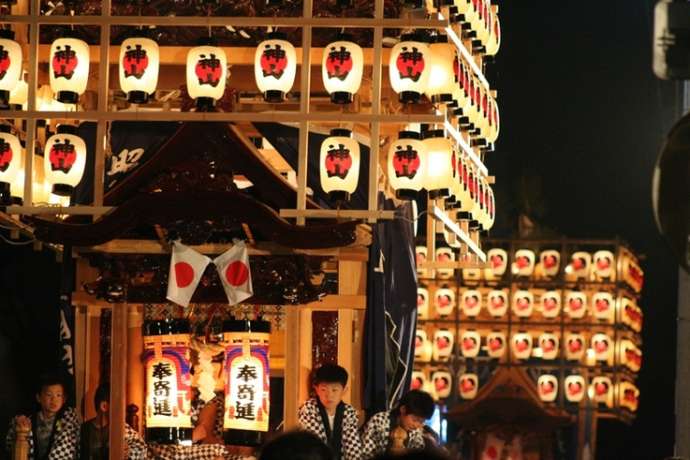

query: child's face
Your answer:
[314,382,346,412]
[37,384,65,417]
[398,406,426,432]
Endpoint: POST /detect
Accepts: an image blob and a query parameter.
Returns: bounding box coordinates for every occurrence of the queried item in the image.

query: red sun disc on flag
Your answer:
[175,262,195,288]
[225,261,249,286]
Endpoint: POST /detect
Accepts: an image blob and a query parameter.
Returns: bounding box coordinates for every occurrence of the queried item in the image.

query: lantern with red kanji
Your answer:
[49,35,89,104]
[186,40,227,110]
[255,32,297,103]
[322,35,363,104]
[0,124,21,204]
[389,33,431,104]
[0,29,22,109]
[43,124,86,197]
[387,130,427,200]
[319,128,360,202]
[119,35,159,104]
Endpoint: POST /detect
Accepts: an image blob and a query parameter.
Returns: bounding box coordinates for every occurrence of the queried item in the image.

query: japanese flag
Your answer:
[214,241,253,305]
[166,242,211,307]
[481,433,505,460]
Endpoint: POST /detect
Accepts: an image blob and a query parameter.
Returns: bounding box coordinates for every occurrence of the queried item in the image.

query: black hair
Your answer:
[36,372,66,395]
[399,390,435,419]
[259,430,333,460]
[313,364,348,387]
[94,382,110,409]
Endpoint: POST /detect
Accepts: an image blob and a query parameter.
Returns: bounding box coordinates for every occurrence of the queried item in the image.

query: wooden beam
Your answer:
[126,305,144,434]
[109,303,128,460]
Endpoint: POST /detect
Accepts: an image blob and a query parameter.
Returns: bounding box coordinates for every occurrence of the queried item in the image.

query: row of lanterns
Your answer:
[425,0,501,57]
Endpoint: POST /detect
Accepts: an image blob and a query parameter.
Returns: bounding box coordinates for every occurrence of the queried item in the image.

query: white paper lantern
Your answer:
[459,373,478,400]
[512,249,536,277]
[461,289,482,317]
[434,288,455,316]
[538,333,559,360]
[0,125,21,202]
[486,331,506,358]
[564,333,586,361]
[540,291,561,318]
[567,251,592,279]
[44,125,86,197]
[591,333,613,363]
[319,129,360,202]
[435,247,455,279]
[538,375,558,402]
[423,129,454,198]
[425,36,456,104]
[0,30,22,108]
[591,376,613,406]
[592,250,615,279]
[565,375,586,403]
[487,248,508,276]
[486,9,501,56]
[322,36,363,104]
[512,290,534,318]
[565,291,588,319]
[255,32,297,103]
[618,381,640,412]
[433,329,454,361]
[187,41,227,109]
[592,292,614,321]
[432,370,452,400]
[388,131,427,200]
[460,330,480,358]
[539,250,561,277]
[410,370,428,392]
[49,36,89,104]
[9,79,27,109]
[416,245,428,278]
[120,36,159,104]
[389,34,431,104]
[486,290,508,317]
[417,287,429,319]
[511,332,533,360]
[415,330,432,362]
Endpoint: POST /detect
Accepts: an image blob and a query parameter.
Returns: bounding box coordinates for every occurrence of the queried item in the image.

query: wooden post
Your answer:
[109,303,128,460]
[284,308,304,429]
[126,304,144,433]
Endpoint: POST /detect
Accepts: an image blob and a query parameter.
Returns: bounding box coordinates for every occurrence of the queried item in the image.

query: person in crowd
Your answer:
[298,364,362,460]
[361,390,435,459]
[259,430,333,460]
[5,373,80,460]
[78,382,147,459]
[191,389,225,445]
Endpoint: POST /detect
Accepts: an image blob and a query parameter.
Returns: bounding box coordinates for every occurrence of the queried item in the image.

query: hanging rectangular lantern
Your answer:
[255,32,296,103]
[222,319,271,447]
[119,35,160,104]
[43,124,86,198]
[186,40,227,110]
[322,35,363,104]
[387,130,427,200]
[319,128,360,202]
[0,30,22,109]
[389,33,431,104]
[0,125,21,204]
[49,35,89,104]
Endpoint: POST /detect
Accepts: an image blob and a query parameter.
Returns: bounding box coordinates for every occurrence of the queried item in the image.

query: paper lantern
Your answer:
[461,289,482,317]
[486,7,501,56]
[9,79,27,109]
[486,290,508,317]
[487,248,508,276]
[255,32,297,103]
[433,329,455,361]
[322,36,363,104]
[565,291,587,319]
[415,330,432,362]
[49,35,89,104]
[540,291,561,318]
[618,339,642,372]
[564,332,586,361]
[459,373,478,399]
[143,319,193,444]
[389,33,431,103]
[591,333,613,363]
[410,370,428,392]
[460,330,480,358]
[592,250,615,279]
[435,247,455,279]
[388,130,427,199]
[590,376,613,406]
[434,288,455,316]
[512,290,534,318]
[486,331,506,358]
[187,40,227,110]
[416,245,428,278]
[565,375,586,403]
[222,320,271,446]
[539,250,560,277]
[485,183,495,230]
[539,333,560,361]
[44,125,86,197]
[537,375,558,402]
[425,36,456,103]
[512,249,535,277]
[619,381,640,412]
[567,251,591,279]
[511,333,532,360]
[319,128,360,202]
[119,36,159,104]
[621,297,643,332]
[432,370,452,400]
[621,253,644,293]
[423,130,454,199]
[0,125,21,203]
[0,30,22,108]
[592,292,614,322]
[417,287,429,319]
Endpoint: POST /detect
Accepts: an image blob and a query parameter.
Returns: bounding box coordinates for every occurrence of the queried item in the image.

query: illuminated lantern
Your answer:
[486,289,508,317]
[187,40,227,110]
[540,291,561,318]
[511,332,532,360]
[387,131,427,200]
[484,183,495,231]
[618,381,640,412]
[592,292,614,322]
[486,7,501,56]
[461,289,482,317]
[433,329,454,361]
[565,375,586,403]
[415,330,432,362]
[425,35,455,103]
[487,248,508,276]
[410,370,428,392]
[389,33,431,103]
[322,35,363,104]
[9,79,28,110]
[417,287,429,319]
[43,125,86,197]
[49,35,89,104]
[592,250,615,279]
[620,297,643,332]
[486,331,506,358]
[416,245,428,278]
[255,32,297,103]
[435,247,455,279]
[618,339,642,373]
[460,329,480,358]
[0,30,22,108]
[434,288,455,316]
[512,290,534,318]
[538,375,558,402]
[539,250,560,277]
[423,130,454,198]
[538,333,559,360]
[621,253,644,293]
[222,319,271,446]
[565,291,587,319]
[319,129,360,202]
[459,373,478,400]
[0,125,21,204]
[143,319,193,444]
[591,333,612,363]
[512,249,535,277]
[591,376,613,406]
[564,332,586,361]
[119,35,159,104]
[432,370,452,399]
[567,251,591,279]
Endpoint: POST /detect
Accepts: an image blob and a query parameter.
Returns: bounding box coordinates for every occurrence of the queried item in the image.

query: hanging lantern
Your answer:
[389,33,431,104]
[511,332,532,360]
[387,130,427,200]
[423,129,454,198]
[186,39,227,110]
[416,245,428,278]
[538,333,559,360]
[512,249,535,277]
[486,9,501,56]
[591,333,613,363]
[459,373,478,400]
[410,370,428,392]
[566,251,592,279]
[564,332,586,361]
[512,290,534,318]
[435,247,455,279]
[322,35,363,104]
[539,249,561,277]
[49,34,89,104]
[0,30,22,109]
[461,289,482,317]
[9,79,28,110]
[143,319,193,444]
[592,291,614,322]
[43,124,86,197]
[431,370,452,400]
[486,331,506,358]
[119,35,160,104]
[540,290,561,318]
[565,291,587,319]
[590,376,613,406]
[432,329,454,361]
[319,128,360,202]
[537,375,558,402]
[434,288,455,317]
[618,381,640,412]
[415,329,432,362]
[565,375,586,403]
[417,287,429,319]
[255,32,297,103]
[0,125,21,204]
[425,35,455,104]
[487,248,507,276]
[592,250,615,279]
[222,319,271,446]
[460,329,480,358]
[486,289,507,317]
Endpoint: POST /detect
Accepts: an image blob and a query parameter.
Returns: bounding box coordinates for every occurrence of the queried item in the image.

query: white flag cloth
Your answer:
[214,241,253,305]
[166,242,212,307]
[481,433,505,460]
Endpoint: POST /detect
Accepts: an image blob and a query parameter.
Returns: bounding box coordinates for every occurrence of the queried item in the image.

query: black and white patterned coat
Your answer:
[360,411,424,460]
[298,398,362,460]
[5,407,80,460]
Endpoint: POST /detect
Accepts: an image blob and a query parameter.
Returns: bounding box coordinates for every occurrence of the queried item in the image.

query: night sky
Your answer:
[490,1,680,458]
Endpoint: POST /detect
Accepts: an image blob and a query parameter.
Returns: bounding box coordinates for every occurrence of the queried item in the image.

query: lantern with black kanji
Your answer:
[422,129,454,199]
[0,125,21,204]
[119,35,159,104]
[322,35,363,104]
[43,125,86,197]
[186,39,227,110]
[425,35,455,104]
[319,128,360,202]
[223,319,271,446]
[143,319,193,445]
[387,130,427,200]
[0,30,22,109]
[255,32,297,103]
[389,33,430,104]
[49,35,89,104]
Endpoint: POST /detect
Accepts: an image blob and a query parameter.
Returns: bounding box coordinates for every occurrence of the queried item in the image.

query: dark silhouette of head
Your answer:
[259,430,333,460]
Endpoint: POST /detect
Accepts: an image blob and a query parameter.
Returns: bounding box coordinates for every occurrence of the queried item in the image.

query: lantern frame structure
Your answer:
[119,34,160,104]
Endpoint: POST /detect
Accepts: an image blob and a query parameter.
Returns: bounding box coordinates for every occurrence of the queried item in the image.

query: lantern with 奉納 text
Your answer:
[49,35,89,104]
[186,39,227,110]
[322,35,363,104]
[0,29,22,109]
[119,35,159,104]
[255,32,297,103]
[319,128,360,202]
[43,124,86,198]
